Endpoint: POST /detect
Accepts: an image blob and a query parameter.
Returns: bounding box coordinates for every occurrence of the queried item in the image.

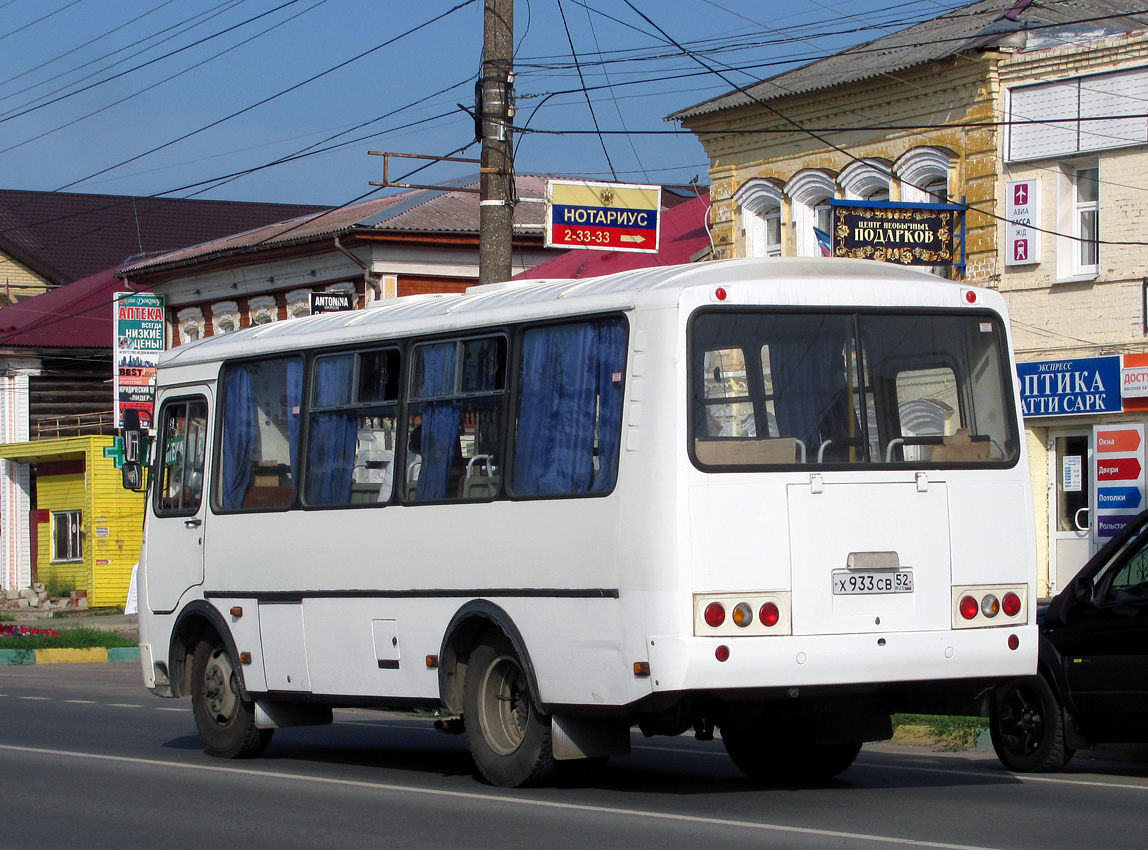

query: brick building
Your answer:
[672,0,1148,594]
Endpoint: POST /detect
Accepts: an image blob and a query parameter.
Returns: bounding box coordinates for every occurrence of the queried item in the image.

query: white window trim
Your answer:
[248,295,278,326]
[211,300,240,336]
[176,307,205,345]
[839,160,892,201]
[733,178,784,258]
[1072,164,1099,277]
[1056,160,1100,280]
[785,169,837,257]
[286,288,312,319]
[895,147,953,203]
[51,510,82,563]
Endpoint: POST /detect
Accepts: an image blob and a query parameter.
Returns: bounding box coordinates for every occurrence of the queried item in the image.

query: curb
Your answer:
[0,646,140,666]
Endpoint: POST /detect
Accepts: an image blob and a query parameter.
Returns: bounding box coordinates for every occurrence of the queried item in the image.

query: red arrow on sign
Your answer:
[1096,429,1142,453]
[1098,457,1142,480]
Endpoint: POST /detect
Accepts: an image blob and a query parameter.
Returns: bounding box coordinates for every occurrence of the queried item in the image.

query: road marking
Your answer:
[0,743,1015,850]
[156,707,188,712]
[109,703,143,708]
[873,761,1148,792]
[65,700,96,704]
[18,696,48,701]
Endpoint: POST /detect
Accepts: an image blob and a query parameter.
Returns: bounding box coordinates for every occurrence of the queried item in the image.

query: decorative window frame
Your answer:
[785,169,837,257]
[211,300,240,335]
[895,147,953,203]
[248,295,279,326]
[286,289,312,319]
[839,159,892,201]
[733,178,784,258]
[176,307,205,345]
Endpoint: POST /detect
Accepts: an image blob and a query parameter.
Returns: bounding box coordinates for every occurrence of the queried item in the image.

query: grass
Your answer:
[892,714,986,750]
[0,627,137,651]
[0,613,13,623]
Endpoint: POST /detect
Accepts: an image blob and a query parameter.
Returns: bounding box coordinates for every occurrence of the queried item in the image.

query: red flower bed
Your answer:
[0,623,60,637]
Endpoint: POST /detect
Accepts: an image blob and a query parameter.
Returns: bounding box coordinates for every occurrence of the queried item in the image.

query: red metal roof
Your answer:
[0,189,329,286]
[516,191,711,280]
[0,266,145,350]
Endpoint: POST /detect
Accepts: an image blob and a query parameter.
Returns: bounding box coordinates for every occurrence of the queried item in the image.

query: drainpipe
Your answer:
[333,237,382,302]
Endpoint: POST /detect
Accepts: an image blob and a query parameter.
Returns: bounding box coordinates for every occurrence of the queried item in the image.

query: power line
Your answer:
[555,0,616,180]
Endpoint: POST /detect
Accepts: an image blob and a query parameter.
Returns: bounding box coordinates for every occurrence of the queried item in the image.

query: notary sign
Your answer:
[829,201,961,267]
[545,179,661,253]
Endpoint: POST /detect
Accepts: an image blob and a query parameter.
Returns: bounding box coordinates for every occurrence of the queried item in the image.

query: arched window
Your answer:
[840,159,892,201]
[733,178,784,257]
[895,147,953,204]
[176,307,204,345]
[785,170,836,257]
[212,301,239,335]
[248,295,278,326]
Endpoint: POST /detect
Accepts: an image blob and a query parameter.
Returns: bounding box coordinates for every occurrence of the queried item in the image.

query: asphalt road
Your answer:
[2,663,1146,850]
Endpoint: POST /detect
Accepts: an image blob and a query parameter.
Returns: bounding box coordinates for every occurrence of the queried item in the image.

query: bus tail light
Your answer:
[694,592,791,636]
[704,602,726,628]
[759,601,780,628]
[732,602,753,627]
[952,585,1027,628]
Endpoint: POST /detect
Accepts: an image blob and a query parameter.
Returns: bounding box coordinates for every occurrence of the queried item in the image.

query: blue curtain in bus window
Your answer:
[414,342,459,500]
[769,324,849,453]
[287,358,303,476]
[514,318,626,495]
[305,356,357,505]
[221,365,257,510]
[591,319,626,491]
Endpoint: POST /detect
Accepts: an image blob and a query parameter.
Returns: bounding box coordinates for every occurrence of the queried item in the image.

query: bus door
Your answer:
[148,394,211,613]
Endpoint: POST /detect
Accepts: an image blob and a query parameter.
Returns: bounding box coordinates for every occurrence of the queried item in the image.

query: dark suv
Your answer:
[989,509,1148,771]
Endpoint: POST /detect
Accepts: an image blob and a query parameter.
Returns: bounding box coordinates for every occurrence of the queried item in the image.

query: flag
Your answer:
[813,227,832,257]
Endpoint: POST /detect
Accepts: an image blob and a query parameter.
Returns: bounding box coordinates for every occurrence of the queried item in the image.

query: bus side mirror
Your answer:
[122,462,144,491]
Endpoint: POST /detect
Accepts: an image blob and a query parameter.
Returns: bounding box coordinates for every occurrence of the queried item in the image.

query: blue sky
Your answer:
[0,0,969,206]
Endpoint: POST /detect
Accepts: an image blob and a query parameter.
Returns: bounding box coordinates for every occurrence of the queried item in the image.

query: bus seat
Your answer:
[931,429,991,462]
[694,437,799,465]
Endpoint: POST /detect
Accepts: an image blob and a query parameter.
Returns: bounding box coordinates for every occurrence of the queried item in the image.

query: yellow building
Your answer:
[0,436,143,608]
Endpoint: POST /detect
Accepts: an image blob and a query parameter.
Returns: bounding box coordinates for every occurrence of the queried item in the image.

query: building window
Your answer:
[786,169,837,257]
[176,307,204,345]
[212,301,240,335]
[52,510,82,562]
[734,179,784,258]
[249,295,278,326]
[1073,164,1099,274]
[895,147,953,204]
[839,159,892,201]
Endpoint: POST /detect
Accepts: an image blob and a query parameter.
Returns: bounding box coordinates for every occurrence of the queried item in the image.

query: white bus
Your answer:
[134,257,1036,787]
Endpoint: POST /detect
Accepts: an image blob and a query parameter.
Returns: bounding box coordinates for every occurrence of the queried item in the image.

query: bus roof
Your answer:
[158,257,981,367]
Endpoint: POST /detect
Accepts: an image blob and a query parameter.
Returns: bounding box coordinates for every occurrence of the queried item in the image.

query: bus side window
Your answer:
[156,398,208,515]
[511,317,627,497]
[406,337,506,502]
[305,348,400,507]
[218,357,303,511]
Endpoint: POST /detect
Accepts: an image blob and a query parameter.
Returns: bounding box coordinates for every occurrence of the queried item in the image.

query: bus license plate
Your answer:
[832,569,914,595]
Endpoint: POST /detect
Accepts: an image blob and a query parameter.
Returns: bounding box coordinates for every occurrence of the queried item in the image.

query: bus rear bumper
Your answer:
[645,626,1038,694]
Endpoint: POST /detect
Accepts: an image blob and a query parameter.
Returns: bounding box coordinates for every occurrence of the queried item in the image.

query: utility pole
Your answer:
[479,0,514,285]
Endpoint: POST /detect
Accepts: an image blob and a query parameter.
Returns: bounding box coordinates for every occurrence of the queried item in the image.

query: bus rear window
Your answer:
[691,310,1019,469]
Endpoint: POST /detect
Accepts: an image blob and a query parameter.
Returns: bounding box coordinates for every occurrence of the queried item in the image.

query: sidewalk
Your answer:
[0,611,139,666]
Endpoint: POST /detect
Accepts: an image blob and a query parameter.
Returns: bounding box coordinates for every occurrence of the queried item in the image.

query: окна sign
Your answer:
[830,200,964,267]
[1016,356,1122,417]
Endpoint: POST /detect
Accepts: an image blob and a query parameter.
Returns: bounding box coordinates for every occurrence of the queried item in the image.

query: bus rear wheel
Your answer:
[191,637,272,759]
[722,727,861,782]
[464,636,556,788]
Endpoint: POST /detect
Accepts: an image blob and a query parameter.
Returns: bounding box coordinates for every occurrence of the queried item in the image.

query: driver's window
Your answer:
[155,398,208,516]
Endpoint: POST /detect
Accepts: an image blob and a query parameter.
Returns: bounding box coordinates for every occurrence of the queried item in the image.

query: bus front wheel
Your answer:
[464,636,556,787]
[191,637,272,759]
